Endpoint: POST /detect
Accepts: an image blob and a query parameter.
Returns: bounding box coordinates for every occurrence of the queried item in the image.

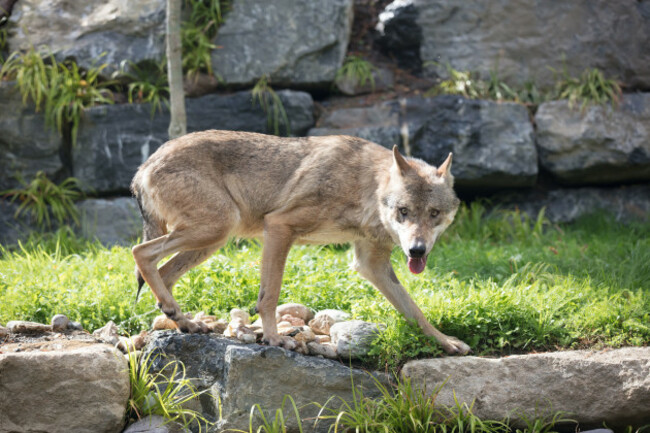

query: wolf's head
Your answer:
[379,146,460,274]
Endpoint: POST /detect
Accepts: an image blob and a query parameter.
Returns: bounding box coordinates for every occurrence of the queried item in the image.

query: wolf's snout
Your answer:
[408,243,426,259]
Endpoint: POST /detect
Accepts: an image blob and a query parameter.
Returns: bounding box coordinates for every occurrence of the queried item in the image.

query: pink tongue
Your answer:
[408,257,427,274]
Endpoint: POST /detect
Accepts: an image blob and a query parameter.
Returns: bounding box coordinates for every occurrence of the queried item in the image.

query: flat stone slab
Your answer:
[402,347,650,430]
[0,341,129,433]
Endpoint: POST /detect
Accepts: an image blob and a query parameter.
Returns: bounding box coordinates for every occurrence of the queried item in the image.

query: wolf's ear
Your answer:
[392,145,412,175]
[436,153,453,178]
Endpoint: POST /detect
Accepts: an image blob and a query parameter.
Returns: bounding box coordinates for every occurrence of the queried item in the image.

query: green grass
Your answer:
[1,205,648,369]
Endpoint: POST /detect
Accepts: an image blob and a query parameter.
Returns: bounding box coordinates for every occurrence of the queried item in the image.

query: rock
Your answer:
[6,321,52,334]
[0,325,8,338]
[375,0,422,73]
[207,320,227,334]
[293,327,316,343]
[0,82,64,192]
[535,94,650,185]
[123,415,188,433]
[67,321,84,331]
[229,308,250,325]
[74,90,314,194]
[116,331,148,353]
[6,0,166,74]
[309,309,350,335]
[0,341,129,433]
[417,0,650,89]
[77,198,142,246]
[401,347,650,430]
[281,314,305,327]
[330,320,381,359]
[211,0,353,88]
[50,314,69,332]
[92,320,120,345]
[152,315,178,331]
[238,333,257,344]
[411,95,537,189]
[307,342,338,359]
[315,335,331,344]
[276,303,314,322]
[194,312,217,323]
[308,103,400,149]
[144,332,387,432]
[335,67,394,96]
[496,184,650,223]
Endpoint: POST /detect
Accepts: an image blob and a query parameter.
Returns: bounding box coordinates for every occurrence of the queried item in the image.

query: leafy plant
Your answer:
[335,55,377,91]
[317,375,511,433]
[228,395,305,433]
[1,171,83,230]
[0,44,53,111]
[182,0,229,78]
[0,46,113,145]
[126,348,214,431]
[121,60,170,116]
[46,58,113,146]
[251,75,290,136]
[426,63,483,99]
[0,28,8,63]
[551,67,622,110]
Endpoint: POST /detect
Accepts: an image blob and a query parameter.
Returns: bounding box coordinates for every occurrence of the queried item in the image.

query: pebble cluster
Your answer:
[0,303,381,360]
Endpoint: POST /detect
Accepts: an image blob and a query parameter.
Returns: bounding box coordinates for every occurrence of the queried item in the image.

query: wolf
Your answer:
[131,130,470,355]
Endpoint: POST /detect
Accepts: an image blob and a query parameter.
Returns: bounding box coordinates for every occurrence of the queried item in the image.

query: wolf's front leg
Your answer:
[257,217,296,350]
[353,240,471,355]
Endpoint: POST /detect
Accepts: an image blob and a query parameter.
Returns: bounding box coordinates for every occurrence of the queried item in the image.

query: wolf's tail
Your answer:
[133,186,166,304]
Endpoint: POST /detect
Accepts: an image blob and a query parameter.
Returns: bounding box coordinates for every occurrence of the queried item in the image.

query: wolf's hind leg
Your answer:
[133,227,230,333]
[353,240,471,355]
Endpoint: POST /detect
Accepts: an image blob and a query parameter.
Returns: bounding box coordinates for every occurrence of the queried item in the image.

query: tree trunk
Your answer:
[166,0,186,139]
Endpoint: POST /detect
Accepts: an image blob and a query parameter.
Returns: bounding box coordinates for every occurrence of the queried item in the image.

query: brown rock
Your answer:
[281,314,305,327]
[207,319,227,334]
[7,321,52,334]
[93,321,120,346]
[230,308,250,325]
[276,303,313,322]
[152,315,178,331]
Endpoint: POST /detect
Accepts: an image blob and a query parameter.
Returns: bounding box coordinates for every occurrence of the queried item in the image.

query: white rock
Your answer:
[92,321,120,345]
[51,314,69,332]
[307,342,338,359]
[276,303,313,322]
[309,309,350,335]
[330,320,380,359]
[230,308,250,324]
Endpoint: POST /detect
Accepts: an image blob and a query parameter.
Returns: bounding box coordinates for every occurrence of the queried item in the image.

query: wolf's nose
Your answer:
[409,245,426,258]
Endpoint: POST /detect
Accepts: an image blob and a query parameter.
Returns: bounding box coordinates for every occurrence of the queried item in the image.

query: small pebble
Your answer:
[67,321,84,331]
[152,315,178,331]
[7,321,52,334]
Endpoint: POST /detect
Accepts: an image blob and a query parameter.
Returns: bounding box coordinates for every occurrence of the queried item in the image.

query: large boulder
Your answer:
[497,184,650,223]
[0,341,129,433]
[411,95,537,189]
[73,90,314,194]
[6,0,166,74]
[145,332,386,433]
[402,347,650,430]
[308,103,400,149]
[77,197,142,246]
[416,0,650,89]
[0,82,63,191]
[535,94,650,185]
[375,0,422,73]
[211,0,353,88]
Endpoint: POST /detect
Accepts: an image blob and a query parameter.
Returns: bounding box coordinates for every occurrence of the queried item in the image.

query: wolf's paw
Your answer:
[441,336,472,356]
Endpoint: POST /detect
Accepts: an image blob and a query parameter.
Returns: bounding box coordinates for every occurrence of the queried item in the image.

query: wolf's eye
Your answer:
[399,207,408,216]
[431,209,440,218]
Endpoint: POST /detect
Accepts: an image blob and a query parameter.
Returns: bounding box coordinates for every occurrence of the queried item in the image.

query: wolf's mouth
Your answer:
[407,255,428,274]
